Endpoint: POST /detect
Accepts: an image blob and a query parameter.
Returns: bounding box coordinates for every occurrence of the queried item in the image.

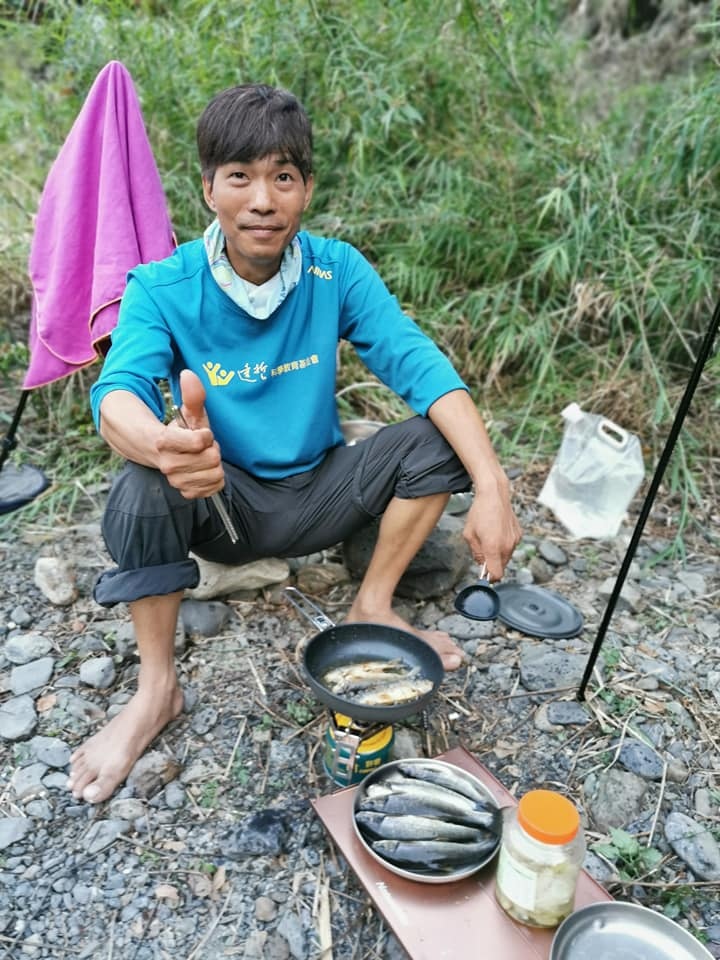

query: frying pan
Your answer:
[285,586,444,723]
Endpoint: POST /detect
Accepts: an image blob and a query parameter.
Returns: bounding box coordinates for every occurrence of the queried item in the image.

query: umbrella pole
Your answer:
[0,390,30,471]
[577,296,720,701]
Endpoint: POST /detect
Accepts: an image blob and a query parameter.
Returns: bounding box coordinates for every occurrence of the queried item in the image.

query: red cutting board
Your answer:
[311,744,613,960]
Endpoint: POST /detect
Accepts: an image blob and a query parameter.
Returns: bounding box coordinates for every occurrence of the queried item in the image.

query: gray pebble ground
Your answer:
[0,473,718,959]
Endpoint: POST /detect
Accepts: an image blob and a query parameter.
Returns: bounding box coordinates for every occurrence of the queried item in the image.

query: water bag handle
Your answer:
[598,418,629,450]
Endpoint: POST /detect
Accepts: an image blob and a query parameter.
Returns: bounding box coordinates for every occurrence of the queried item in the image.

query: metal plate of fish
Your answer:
[550,902,714,960]
[352,758,503,884]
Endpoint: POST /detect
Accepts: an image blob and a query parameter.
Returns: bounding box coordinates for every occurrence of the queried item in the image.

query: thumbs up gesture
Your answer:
[178,368,211,431]
[156,369,224,498]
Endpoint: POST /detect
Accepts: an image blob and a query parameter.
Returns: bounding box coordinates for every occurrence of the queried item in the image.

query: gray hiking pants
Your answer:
[93,415,471,606]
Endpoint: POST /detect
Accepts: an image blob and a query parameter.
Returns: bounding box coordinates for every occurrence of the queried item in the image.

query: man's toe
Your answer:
[443,652,462,671]
[83,769,124,804]
[83,782,103,803]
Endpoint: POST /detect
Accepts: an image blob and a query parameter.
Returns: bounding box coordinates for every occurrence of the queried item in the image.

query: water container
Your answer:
[538,403,644,539]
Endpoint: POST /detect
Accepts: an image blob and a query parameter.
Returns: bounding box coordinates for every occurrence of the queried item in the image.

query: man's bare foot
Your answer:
[410,627,464,671]
[345,605,464,671]
[66,683,183,804]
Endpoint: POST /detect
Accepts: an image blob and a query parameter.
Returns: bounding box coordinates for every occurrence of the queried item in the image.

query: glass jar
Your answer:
[495,789,586,927]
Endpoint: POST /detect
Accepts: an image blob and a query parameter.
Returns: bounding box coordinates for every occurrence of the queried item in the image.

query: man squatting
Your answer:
[67,84,522,804]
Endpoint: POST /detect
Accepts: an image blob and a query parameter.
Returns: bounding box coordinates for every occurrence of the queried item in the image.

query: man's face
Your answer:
[202,155,313,286]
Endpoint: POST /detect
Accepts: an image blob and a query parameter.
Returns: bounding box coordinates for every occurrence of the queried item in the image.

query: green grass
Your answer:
[1,0,718,544]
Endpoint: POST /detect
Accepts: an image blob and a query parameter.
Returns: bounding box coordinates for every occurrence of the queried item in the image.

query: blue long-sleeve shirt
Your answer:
[90,231,468,479]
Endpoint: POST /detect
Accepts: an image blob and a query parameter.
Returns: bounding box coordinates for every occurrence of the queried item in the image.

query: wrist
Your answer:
[472,466,510,498]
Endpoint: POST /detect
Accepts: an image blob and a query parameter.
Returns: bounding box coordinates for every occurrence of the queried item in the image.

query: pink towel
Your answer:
[24,60,175,389]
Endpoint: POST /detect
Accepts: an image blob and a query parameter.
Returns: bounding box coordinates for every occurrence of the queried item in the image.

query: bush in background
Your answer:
[0,0,718,533]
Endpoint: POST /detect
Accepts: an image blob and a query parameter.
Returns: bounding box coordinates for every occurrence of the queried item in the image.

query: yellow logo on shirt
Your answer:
[202,355,319,386]
[203,361,235,386]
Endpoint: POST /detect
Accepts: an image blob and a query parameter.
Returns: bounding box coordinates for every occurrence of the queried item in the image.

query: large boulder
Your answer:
[342,513,470,600]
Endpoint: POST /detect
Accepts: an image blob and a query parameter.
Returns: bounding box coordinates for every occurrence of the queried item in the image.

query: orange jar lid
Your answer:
[517,790,580,845]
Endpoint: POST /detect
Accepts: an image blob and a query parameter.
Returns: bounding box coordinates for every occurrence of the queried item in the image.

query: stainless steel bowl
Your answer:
[550,901,714,960]
[352,758,501,884]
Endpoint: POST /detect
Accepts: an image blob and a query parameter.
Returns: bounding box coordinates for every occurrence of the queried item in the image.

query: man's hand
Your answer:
[178,367,211,430]
[427,389,522,582]
[462,483,521,583]
[155,369,225,499]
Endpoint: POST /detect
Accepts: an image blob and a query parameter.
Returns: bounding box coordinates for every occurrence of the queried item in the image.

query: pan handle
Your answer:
[284,586,336,631]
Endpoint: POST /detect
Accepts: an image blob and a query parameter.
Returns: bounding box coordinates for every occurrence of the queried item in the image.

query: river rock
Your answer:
[277,909,307,960]
[109,798,147,821]
[519,642,588,690]
[82,819,132,855]
[437,612,496,640]
[598,577,642,612]
[33,557,78,606]
[546,700,591,725]
[664,811,720,881]
[343,513,470,599]
[255,896,278,922]
[179,599,232,638]
[695,788,719,818]
[533,702,562,733]
[0,695,38,741]
[295,562,350,594]
[529,556,554,583]
[0,817,32,851]
[28,735,72,768]
[126,751,182,799]
[10,657,55,696]
[11,762,49,801]
[3,632,52,665]
[697,617,719,641]
[225,809,289,858]
[538,540,569,566]
[617,739,665,780]
[585,768,648,832]
[79,656,116,689]
[676,570,707,595]
[8,604,32,628]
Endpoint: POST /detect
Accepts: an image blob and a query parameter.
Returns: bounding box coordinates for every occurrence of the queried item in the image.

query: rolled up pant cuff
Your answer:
[93,560,200,608]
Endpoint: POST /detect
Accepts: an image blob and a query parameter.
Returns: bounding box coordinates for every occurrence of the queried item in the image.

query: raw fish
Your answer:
[356,811,489,843]
[395,760,490,805]
[371,837,499,872]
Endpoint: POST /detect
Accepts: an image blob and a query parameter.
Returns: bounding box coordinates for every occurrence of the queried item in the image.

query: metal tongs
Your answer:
[172,405,238,543]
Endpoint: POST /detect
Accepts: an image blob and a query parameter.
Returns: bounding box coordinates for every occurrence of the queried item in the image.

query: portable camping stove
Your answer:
[323,711,394,787]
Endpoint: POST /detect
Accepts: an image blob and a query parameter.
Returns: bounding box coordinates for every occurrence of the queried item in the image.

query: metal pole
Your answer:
[0,390,30,471]
[577,296,720,700]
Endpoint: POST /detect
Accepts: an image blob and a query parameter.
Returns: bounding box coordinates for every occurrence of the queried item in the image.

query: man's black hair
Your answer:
[197,84,313,183]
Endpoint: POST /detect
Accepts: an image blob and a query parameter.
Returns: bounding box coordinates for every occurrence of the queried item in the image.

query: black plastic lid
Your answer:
[0,463,50,515]
[494,583,584,639]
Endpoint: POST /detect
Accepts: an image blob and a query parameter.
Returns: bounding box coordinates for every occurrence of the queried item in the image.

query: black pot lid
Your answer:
[0,463,50,515]
[494,583,584,639]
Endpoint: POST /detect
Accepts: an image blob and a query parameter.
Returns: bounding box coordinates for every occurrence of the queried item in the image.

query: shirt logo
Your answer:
[202,355,319,386]
[307,265,333,280]
[203,361,235,386]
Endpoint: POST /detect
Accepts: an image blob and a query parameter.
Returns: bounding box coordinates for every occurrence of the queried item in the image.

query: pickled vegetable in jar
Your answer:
[495,789,586,928]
